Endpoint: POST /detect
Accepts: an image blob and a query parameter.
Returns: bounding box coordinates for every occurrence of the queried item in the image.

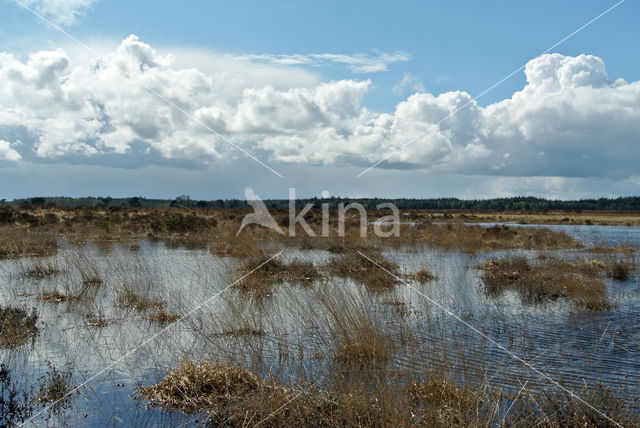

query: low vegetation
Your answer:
[478,257,616,309]
[0,306,39,348]
[0,228,58,259]
[138,360,639,427]
[326,251,400,290]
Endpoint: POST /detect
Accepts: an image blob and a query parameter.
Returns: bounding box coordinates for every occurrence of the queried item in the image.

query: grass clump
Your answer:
[117,289,165,312]
[327,251,399,290]
[22,261,60,279]
[607,260,634,281]
[234,254,321,295]
[478,257,611,309]
[0,228,58,259]
[401,223,581,253]
[138,361,260,412]
[408,268,436,283]
[36,362,73,409]
[0,306,39,348]
[145,310,181,324]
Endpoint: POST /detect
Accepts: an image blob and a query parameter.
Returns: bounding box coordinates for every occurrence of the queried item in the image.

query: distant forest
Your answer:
[4,195,640,211]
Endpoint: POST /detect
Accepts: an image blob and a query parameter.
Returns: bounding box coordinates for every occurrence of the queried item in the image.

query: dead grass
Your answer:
[223,328,265,337]
[234,254,321,295]
[145,310,181,324]
[400,223,582,253]
[326,251,399,290]
[0,306,39,348]
[117,289,165,312]
[71,255,103,285]
[590,245,635,254]
[138,361,260,412]
[21,260,60,278]
[0,228,58,259]
[408,268,436,283]
[478,257,611,309]
[40,291,72,303]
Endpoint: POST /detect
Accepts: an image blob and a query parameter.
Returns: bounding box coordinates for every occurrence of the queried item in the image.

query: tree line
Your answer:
[4,195,640,211]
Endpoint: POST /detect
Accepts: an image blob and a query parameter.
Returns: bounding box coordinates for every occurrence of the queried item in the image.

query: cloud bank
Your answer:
[0,35,639,179]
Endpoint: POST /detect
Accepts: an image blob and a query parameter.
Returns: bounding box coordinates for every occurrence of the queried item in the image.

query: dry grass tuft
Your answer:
[408,268,436,283]
[22,261,60,278]
[40,291,72,303]
[138,361,260,412]
[478,257,611,309]
[607,260,634,281]
[327,251,399,290]
[0,306,39,348]
[590,245,635,254]
[234,254,321,294]
[145,310,181,324]
[393,223,582,253]
[0,228,58,259]
[223,328,265,337]
[117,289,165,312]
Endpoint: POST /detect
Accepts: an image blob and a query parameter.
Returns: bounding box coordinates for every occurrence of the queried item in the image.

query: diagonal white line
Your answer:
[356,250,623,428]
[12,0,283,178]
[19,251,284,426]
[357,0,626,178]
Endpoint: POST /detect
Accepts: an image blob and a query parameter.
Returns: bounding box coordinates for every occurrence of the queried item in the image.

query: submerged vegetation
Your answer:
[0,306,39,348]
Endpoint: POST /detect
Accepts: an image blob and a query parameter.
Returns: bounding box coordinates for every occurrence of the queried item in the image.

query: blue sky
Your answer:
[0,0,639,200]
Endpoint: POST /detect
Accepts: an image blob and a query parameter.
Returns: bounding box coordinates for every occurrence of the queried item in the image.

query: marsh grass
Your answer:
[21,260,60,279]
[35,362,73,414]
[326,251,399,290]
[478,257,612,309]
[233,253,322,296]
[138,359,640,427]
[117,288,165,312]
[145,310,181,324]
[71,254,103,286]
[0,306,39,348]
[0,228,58,259]
[385,223,582,253]
[407,267,436,283]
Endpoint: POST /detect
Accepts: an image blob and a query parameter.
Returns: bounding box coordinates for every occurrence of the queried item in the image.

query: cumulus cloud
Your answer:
[13,0,97,26]
[242,51,411,73]
[0,36,638,179]
[0,139,21,161]
[392,73,426,96]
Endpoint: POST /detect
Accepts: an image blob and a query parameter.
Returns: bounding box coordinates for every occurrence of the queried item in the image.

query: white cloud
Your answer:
[392,73,425,96]
[13,0,97,26]
[0,37,639,180]
[242,51,411,73]
[0,139,21,161]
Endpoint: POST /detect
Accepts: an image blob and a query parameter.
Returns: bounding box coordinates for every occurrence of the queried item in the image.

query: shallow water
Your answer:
[0,224,638,426]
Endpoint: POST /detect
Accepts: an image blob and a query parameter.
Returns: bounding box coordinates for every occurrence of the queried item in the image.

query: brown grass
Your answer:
[117,289,165,312]
[397,223,582,253]
[0,228,58,259]
[223,328,265,337]
[234,254,321,295]
[137,358,640,427]
[326,251,399,290]
[145,310,181,324]
[40,291,72,303]
[408,268,436,283]
[0,306,39,348]
[590,245,635,254]
[138,361,260,412]
[478,257,611,309]
[22,261,60,278]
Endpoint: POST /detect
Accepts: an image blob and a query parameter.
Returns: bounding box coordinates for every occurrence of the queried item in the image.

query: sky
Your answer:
[0,0,639,200]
